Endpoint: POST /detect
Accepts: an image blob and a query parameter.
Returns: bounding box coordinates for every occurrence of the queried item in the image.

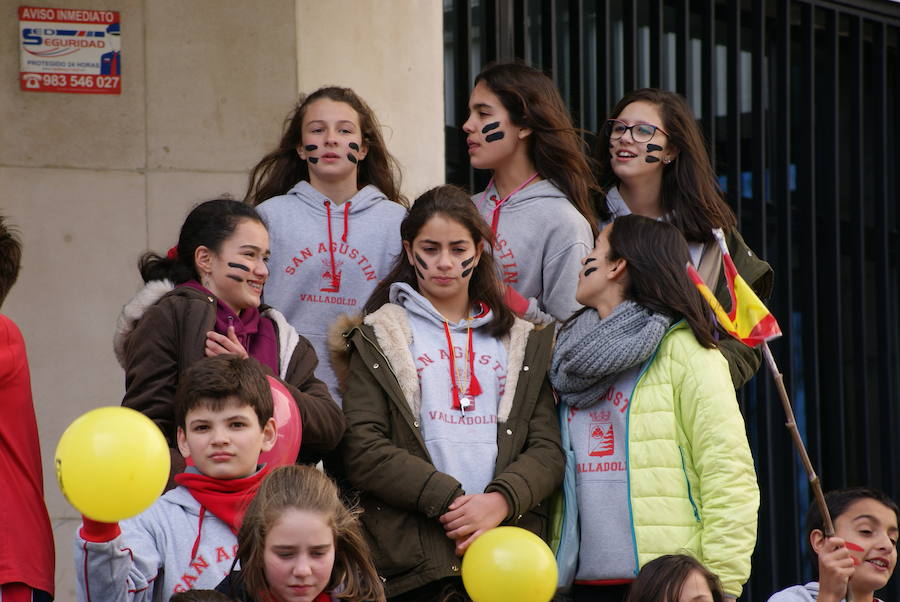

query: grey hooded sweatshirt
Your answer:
[74,481,238,601]
[473,179,592,324]
[390,282,507,497]
[258,181,407,404]
[768,582,881,601]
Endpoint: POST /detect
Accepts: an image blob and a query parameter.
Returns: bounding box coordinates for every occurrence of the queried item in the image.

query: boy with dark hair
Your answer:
[769,487,898,602]
[0,215,55,601]
[75,355,278,600]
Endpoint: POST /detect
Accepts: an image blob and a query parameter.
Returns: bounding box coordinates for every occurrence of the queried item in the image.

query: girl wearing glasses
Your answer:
[463,62,597,325]
[597,88,772,388]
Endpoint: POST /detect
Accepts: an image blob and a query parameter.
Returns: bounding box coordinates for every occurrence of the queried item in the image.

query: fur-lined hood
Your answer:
[328,305,539,423]
[113,280,299,380]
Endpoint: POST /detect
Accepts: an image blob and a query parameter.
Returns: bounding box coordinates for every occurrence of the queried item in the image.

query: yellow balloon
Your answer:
[462,526,558,602]
[55,406,169,522]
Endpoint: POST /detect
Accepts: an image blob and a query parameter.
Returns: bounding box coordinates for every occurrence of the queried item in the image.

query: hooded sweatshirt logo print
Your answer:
[264,182,401,307]
[256,180,407,404]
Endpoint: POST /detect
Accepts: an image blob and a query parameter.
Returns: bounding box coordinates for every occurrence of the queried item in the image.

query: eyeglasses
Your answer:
[606,119,669,143]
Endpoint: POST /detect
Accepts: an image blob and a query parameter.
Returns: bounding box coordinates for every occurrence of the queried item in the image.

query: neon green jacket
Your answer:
[558,321,759,597]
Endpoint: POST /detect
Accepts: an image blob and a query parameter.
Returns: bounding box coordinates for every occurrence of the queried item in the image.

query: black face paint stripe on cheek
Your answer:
[414,266,425,280]
[347,154,358,164]
[228,262,251,272]
[584,257,597,264]
[481,121,501,134]
[646,143,663,152]
[349,142,360,151]
[583,267,598,277]
[414,253,429,270]
[460,256,475,277]
[308,157,319,164]
[226,274,244,282]
[304,145,318,151]
[645,156,660,163]
[485,132,505,143]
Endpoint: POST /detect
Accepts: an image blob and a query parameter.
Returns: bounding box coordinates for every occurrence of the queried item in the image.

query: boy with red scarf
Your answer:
[75,355,278,600]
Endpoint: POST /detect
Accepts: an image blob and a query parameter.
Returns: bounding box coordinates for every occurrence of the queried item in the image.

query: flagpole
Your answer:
[761,341,834,538]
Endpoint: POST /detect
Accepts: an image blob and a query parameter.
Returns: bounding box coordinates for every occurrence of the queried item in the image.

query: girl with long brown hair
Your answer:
[550,215,758,602]
[463,62,597,324]
[625,554,725,602]
[332,185,563,600]
[216,464,385,602]
[245,87,408,405]
[596,87,772,387]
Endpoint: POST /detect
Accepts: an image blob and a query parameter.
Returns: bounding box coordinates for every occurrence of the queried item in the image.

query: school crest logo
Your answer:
[589,410,614,457]
[320,258,343,293]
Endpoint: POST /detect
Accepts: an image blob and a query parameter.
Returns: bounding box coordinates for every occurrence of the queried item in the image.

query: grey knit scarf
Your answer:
[550,301,672,408]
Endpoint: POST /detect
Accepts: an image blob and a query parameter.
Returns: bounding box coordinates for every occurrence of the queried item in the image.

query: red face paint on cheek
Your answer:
[845,541,864,565]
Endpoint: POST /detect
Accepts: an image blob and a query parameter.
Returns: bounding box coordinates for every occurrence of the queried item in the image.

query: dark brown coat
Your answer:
[330,307,564,597]
[115,283,344,479]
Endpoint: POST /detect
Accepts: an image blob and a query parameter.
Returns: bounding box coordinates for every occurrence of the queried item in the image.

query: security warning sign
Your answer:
[19,6,121,94]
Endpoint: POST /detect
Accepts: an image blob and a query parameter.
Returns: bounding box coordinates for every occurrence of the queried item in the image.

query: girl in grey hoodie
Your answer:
[246,87,408,405]
[463,63,598,325]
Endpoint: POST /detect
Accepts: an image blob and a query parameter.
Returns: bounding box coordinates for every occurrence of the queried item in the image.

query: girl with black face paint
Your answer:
[550,215,758,602]
[332,185,563,600]
[115,199,344,485]
[597,88,773,388]
[246,87,408,407]
[463,62,599,325]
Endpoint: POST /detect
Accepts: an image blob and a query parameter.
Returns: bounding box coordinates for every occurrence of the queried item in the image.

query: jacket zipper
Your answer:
[623,321,679,575]
[679,446,702,522]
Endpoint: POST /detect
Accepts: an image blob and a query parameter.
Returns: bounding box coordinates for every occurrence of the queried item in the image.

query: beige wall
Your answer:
[1,0,298,597]
[2,0,443,598]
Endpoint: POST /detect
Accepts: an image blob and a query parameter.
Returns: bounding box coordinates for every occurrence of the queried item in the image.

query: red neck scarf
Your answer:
[174,465,270,534]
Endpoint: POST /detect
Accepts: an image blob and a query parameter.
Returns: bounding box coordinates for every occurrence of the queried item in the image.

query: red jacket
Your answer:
[0,314,54,596]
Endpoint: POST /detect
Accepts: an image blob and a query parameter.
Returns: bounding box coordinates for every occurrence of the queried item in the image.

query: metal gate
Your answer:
[443,1,900,599]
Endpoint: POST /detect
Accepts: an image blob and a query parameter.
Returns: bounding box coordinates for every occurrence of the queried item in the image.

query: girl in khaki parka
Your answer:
[331,185,564,600]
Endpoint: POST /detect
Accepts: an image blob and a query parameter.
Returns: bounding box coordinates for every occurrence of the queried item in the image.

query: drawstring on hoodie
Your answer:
[342,201,351,242]
[478,173,540,237]
[190,506,206,561]
[324,201,351,292]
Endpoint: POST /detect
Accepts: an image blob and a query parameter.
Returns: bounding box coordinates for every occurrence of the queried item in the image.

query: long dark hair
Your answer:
[245,86,407,207]
[625,554,725,602]
[138,198,264,284]
[237,465,385,602]
[607,214,717,348]
[364,185,515,338]
[475,62,599,238]
[597,88,736,243]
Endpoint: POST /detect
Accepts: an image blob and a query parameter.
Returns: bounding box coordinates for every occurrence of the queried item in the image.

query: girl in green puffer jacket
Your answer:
[550,215,759,602]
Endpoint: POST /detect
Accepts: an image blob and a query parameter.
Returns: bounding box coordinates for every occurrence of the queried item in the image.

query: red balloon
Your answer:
[258,376,302,468]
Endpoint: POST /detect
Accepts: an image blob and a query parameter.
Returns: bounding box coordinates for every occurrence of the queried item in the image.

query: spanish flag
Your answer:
[686,229,781,348]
